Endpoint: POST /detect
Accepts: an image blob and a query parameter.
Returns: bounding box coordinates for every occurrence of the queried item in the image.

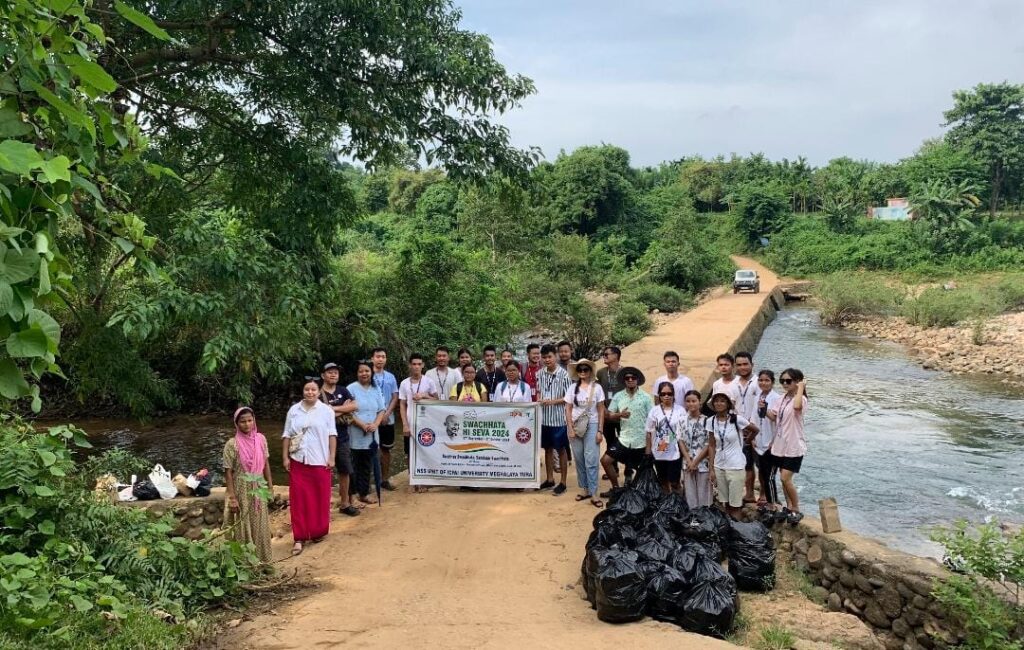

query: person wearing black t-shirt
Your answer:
[320,363,359,517]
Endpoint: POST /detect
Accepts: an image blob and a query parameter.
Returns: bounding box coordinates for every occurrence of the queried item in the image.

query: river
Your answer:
[753,306,1024,556]
[69,305,1024,557]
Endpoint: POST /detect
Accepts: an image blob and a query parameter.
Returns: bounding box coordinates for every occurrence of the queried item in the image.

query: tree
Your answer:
[734,181,792,247]
[540,145,635,235]
[822,194,860,233]
[910,179,981,253]
[0,0,158,411]
[944,82,1024,215]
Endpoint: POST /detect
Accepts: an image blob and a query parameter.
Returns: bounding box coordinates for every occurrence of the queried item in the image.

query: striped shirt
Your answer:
[536,366,571,426]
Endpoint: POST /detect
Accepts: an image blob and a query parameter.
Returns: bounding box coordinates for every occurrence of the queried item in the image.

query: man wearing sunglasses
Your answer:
[600,366,653,497]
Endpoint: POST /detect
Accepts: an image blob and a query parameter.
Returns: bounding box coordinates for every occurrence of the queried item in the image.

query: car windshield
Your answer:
[736,271,756,278]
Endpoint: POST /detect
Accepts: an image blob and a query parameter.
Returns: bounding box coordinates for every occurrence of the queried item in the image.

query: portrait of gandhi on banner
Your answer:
[445,414,460,439]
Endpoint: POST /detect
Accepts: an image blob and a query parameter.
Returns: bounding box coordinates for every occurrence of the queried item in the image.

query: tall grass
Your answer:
[814,273,903,325]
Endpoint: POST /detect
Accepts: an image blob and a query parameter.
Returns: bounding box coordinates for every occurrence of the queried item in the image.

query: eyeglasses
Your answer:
[578,367,592,373]
[780,378,793,384]
[624,376,638,381]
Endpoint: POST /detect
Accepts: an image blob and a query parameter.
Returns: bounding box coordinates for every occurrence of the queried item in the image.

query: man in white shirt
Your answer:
[398,353,439,493]
[425,346,462,404]
[492,361,532,402]
[730,352,759,504]
[711,353,742,405]
[650,350,695,407]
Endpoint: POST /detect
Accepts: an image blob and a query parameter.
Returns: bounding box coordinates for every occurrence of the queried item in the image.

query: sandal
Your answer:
[591,499,604,508]
[291,542,303,556]
[574,494,591,502]
[339,505,360,517]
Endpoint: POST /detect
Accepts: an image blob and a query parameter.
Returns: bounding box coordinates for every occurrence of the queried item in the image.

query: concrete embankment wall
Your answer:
[122,486,289,540]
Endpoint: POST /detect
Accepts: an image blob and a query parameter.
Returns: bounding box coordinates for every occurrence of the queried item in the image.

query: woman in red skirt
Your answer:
[282,377,338,556]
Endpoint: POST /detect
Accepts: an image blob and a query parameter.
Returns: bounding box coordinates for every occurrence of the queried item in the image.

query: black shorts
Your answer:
[743,443,756,471]
[335,440,353,476]
[379,424,396,449]
[541,425,569,450]
[606,444,645,469]
[603,418,621,447]
[774,455,803,473]
[654,458,682,485]
[403,435,411,458]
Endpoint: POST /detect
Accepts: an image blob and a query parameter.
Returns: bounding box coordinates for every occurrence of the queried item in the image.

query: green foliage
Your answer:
[931,521,1024,650]
[814,273,903,325]
[902,286,998,327]
[822,193,860,233]
[733,181,793,247]
[608,300,652,346]
[0,419,265,646]
[0,0,159,411]
[76,449,151,488]
[755,624,797,650]
[628,283,693,313]
[910,179,982,253]
[540,145,636,235]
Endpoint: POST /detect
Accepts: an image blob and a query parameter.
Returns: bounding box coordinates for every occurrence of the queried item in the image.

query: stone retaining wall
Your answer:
[122,486,289,540]
[777,514,960,650]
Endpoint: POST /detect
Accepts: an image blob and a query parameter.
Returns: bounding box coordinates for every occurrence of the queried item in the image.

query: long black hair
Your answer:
[779,367,809,398]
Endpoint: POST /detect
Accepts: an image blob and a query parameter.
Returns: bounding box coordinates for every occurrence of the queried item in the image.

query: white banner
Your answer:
[409,400,541,488]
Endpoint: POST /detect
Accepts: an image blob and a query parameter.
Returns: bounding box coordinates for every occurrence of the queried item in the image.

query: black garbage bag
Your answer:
[672,507,720,544]
[631,457,662,503]
[589,522,638,551]
[651,491,689,519]
[132,479,160,501]
[646,564,690,622]
[193,472,212,497]
[672,540,702,578]
[583,546,616,607]
[690,551,730,583]
[677,573,739,638]
[603,486,628,507]
[592,507,636,531]
[706,507,732,540]
[726,520,776,592]
[595,549,647,624]
[635,533,674,564]
[608,488,648,518]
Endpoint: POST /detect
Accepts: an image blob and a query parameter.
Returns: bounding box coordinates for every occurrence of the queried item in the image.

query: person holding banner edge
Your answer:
[537,344,571,495]
[399,353,439,493]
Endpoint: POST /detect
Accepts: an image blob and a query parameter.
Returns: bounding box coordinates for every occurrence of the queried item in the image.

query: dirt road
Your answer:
[218,257,779,649]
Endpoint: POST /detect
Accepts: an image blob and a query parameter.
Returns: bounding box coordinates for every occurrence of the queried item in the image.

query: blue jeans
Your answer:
[570,421,600,497]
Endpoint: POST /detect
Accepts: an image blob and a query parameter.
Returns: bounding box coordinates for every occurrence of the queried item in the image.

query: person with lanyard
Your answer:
[398,353,439,493]
[731,351,760,504]
[450,364,488,402]
[347,360,386,507]
[370,347,400,492]
[597,346,626,480]
[767,368,808,526]
[283,377,338,556]
[493,361,532,402]
[426,346,462,403]
[711,353,741,407]
[523,343,542,400]
[680,389,713,508]
[599,366,652,497]
[536,344,572,495]
[651,351,696,407]
[706,391,759,520]
[645,382,687,494]
[564,359,605,508]
[319,362,360,517]
[480,345,506,396]
[754,369,782,515]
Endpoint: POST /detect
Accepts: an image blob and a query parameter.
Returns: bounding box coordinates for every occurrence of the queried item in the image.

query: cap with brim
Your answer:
[710,391,735,410]
[616,366,645,386]
[322,362,339,371]
[569,360,594,380]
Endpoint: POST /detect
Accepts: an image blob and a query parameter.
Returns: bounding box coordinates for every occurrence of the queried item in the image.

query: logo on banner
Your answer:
[515,427,532,444]
[417,428,437,447]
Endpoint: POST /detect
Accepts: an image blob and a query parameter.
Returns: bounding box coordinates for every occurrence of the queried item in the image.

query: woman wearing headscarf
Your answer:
[283,378,337,556]
[223,406,273,563]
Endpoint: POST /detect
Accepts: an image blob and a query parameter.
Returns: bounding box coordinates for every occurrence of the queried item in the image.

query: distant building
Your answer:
[869,197,913,221]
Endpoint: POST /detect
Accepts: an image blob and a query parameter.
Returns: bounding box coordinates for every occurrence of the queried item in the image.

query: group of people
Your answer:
[220,342,809,559]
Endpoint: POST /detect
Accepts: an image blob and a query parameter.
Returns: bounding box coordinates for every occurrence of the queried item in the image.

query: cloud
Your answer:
[460,0,1024,166]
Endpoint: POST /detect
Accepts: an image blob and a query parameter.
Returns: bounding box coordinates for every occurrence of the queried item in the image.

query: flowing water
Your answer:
[66,306,1024,556]
[753,306,1024,556]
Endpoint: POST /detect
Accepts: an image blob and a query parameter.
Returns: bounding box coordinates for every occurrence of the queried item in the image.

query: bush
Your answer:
[628,283,693,313]
[76,449,152,488]
[734,181,793,248]
[609,300,653,346]
[814,273,903,325]
[902,286,999,327]
[931,521,1024,650]
[0,421,267,646]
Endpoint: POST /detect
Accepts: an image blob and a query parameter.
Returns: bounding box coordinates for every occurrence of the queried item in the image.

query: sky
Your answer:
[457,0,1024,167]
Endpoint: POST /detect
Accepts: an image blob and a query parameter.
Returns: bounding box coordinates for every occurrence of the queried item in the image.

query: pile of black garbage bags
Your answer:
[581,459,776,638]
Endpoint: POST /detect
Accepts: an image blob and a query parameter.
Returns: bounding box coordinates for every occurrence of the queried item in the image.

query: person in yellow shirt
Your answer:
[450,364,488,402]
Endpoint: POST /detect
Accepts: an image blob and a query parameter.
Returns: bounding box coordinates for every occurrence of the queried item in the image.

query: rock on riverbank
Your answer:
[842,312,1024,385]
